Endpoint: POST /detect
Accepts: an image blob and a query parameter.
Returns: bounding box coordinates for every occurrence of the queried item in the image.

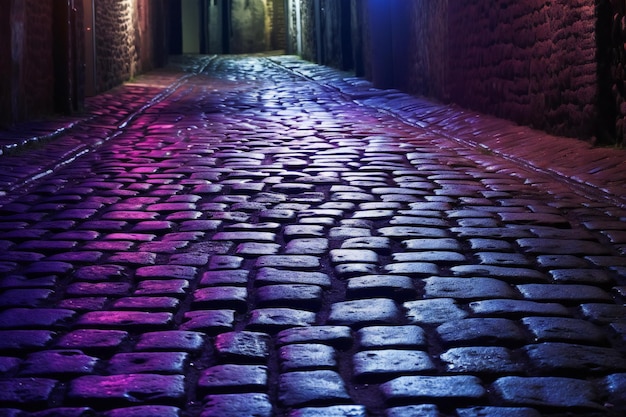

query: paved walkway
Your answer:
[1,54,625,417]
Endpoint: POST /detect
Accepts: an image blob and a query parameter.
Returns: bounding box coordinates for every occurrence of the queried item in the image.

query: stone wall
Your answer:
[95,0,168,93]
[95,0,145,92]
[354,0,597,141]
[95,0,136,92]
[271,0,286,50]
[447,0,597,140]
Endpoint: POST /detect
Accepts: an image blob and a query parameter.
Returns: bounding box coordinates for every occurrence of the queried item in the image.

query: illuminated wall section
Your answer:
[94,0,168,93]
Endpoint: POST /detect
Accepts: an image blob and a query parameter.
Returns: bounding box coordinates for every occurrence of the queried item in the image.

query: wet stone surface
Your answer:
[0,54,625,416]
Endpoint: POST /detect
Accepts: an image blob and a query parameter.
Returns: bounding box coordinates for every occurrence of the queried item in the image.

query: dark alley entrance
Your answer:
[169,0,287,55]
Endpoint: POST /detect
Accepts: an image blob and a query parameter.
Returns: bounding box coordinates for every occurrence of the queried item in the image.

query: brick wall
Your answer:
[354,1,598,141]
[447,0,597,140]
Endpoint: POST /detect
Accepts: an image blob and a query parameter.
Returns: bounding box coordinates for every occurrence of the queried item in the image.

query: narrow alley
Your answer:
[0,54,625,417]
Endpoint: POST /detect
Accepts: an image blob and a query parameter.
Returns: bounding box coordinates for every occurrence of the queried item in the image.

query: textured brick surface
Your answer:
[448,0,597,140]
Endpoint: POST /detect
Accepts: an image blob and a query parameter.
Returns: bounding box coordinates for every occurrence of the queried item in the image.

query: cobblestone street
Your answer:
[1,54,626,417]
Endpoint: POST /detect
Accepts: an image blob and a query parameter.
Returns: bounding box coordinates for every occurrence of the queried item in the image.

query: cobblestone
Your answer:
[357,325,427,349]
[436,318,526,347]
[214,331,270,363]
[256,284,323,310]
[0,378,58,408]
[279,343,337,371]
[328,298,401,327]
[492,376,604,410]
[276,326,353,348]
[521,316,607,344]
[440,346,526,375]
[468,299,570,318]
[404,298,469,324]
[524,342,626,374]
[107,352,188,374]
[76,311,173,330]
[248,307,317,332]
[55,329,128,353]
[0,308,76,328]
[1,54,626,416]
[21,350,99,377]
[385,405,440,417]
[289,405,368,417]
[180,310,235,334]
[423,277,518,300]
[516,283,613,304]
[279,370,351,407]
[198,364,267,393]
[201,393,272,417]
[104,406,181,417]
[134,330,205,352]
[346,274,416,301]
[381,375,486,404]
[68,374,186,406]
[455,407,541,417]
[353,349,436,382]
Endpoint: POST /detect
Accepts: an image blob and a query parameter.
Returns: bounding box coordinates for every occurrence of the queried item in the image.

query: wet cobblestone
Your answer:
[1,54,626,416]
